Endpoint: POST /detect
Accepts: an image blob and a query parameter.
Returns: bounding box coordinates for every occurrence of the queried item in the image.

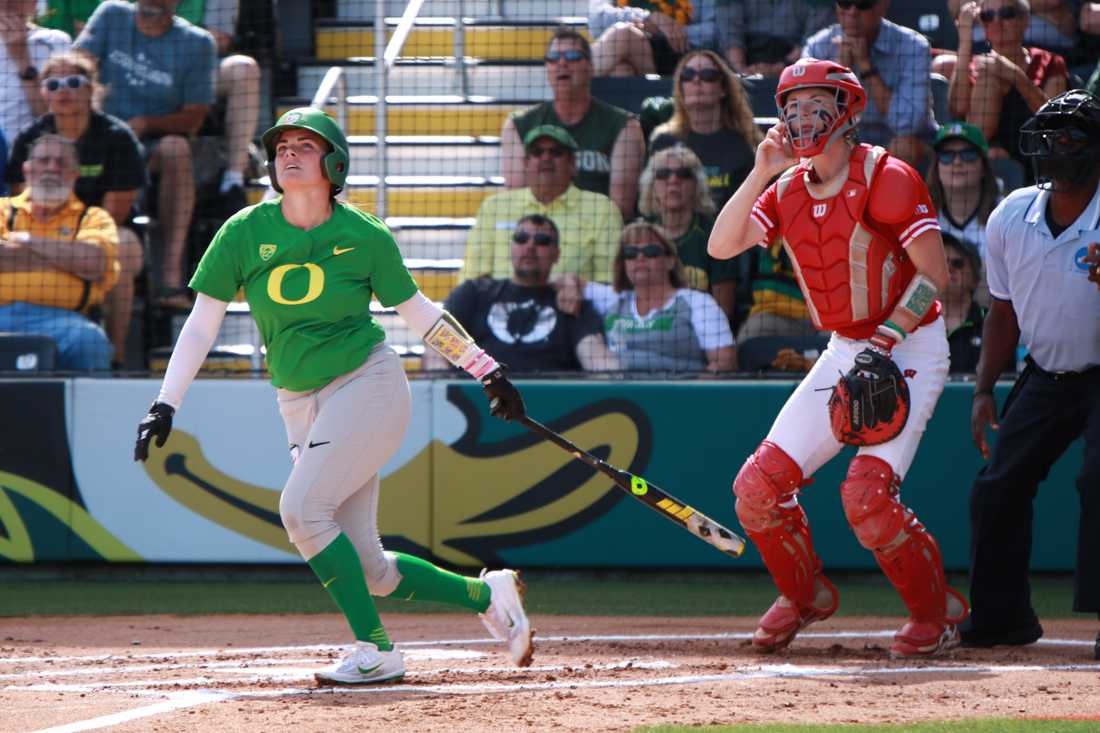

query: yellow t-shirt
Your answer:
[0,192,119,311]
[460,184,623,284]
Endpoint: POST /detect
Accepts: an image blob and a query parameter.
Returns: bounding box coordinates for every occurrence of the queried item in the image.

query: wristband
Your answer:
[973,388,993,398]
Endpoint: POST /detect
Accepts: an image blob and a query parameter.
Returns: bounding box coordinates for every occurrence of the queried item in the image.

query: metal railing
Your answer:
[377,0,428,219]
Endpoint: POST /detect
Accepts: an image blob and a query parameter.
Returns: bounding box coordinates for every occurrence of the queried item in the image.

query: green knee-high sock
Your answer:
[391,553,491,612]
[307,533,392,650]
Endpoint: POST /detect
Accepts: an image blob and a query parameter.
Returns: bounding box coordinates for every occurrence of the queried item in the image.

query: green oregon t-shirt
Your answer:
[190,200,418,392]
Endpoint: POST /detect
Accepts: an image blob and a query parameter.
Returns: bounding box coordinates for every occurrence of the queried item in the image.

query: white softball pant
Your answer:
[765,317,950,481]
[276,344,409,596]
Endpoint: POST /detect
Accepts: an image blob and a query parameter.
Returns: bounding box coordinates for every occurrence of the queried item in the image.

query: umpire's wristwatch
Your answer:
[18,65,38,81]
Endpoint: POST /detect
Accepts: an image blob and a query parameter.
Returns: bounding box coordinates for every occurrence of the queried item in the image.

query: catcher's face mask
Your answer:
[780,88,848,157]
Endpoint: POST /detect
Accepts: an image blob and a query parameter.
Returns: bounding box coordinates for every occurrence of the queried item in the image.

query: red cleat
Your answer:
[752,575,839,652]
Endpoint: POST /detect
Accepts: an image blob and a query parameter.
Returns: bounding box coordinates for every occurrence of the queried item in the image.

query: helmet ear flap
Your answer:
[266,159,282,193]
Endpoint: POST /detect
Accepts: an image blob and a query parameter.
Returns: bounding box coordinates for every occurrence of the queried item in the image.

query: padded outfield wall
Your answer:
[0,377,1084,570]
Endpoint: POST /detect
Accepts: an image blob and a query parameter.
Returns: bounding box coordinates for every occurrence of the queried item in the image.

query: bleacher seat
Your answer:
[886,0,957,50]
[930,73,952,125]
[738,335,830,373]
[590,75,673,115]
[0,334,58,372]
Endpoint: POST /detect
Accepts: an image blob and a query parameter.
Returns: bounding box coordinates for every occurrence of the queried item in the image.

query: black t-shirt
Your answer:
[948,300,985,374]
[650,128,754,211]
[6,111,147,208]
[444,278,604,373]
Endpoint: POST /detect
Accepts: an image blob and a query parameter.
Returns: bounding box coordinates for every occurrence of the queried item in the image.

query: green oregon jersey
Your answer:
[190,200,418,392]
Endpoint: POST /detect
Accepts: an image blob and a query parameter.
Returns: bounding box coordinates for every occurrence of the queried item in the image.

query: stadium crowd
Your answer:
[0,0,1096,376]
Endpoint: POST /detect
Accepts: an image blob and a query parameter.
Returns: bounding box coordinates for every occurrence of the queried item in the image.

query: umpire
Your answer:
[964,90,1100,656]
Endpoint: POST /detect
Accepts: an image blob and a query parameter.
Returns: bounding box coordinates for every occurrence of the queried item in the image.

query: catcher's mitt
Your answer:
[828,347,910,446]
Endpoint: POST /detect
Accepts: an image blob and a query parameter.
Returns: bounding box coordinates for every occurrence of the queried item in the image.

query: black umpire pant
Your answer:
[968,360,1100,632]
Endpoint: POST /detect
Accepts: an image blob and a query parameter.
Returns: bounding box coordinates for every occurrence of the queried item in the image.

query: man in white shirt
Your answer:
[0,0,70,150]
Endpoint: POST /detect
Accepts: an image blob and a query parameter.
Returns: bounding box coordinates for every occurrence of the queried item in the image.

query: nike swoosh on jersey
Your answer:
[322,576,337,588]
[309,440,331,448]
[333,246,354,256]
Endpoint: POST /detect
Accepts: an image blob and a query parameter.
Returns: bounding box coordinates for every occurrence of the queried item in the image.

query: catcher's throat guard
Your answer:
[828,347,910,446]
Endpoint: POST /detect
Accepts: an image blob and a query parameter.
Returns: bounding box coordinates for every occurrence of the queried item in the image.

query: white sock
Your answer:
[219,169,244,193]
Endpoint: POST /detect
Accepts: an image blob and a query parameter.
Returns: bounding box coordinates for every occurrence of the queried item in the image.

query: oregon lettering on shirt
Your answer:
[189,200,418,392]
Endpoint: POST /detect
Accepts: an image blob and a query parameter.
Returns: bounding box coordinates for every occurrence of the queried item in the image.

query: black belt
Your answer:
[1025,355,1100,382]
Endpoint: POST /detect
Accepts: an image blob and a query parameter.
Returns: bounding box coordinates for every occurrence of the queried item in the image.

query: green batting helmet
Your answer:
[261,107,350,194]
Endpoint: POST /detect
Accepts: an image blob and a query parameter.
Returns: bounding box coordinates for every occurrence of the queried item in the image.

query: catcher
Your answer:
[709,58,968,657]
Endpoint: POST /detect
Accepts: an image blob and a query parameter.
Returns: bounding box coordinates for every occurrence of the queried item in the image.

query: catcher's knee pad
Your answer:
[734,442,820,607]
[733,441,803,531]
[840,455,906,550]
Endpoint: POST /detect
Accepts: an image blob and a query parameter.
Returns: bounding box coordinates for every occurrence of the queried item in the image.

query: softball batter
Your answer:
[134,108,534,685]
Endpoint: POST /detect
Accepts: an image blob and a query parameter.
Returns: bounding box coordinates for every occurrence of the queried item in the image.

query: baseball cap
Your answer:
[522,124,578,151]
[934,122,989,153]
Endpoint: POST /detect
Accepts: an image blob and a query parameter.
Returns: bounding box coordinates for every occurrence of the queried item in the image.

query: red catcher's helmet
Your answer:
[775,58,867,157]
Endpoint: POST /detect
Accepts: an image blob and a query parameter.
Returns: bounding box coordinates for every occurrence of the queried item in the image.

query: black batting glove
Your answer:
[481,368,525,422]
[134,402,175,462]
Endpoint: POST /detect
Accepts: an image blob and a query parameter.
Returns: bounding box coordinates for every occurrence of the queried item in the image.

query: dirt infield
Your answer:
[2,614,1099,732]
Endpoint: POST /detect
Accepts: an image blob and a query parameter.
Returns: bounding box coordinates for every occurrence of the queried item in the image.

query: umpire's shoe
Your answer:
[479,569,535,667]
[958,617,1043,648]
[314,641,405,685]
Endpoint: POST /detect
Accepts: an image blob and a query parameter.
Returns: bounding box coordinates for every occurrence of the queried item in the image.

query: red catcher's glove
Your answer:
[828,347,910,446]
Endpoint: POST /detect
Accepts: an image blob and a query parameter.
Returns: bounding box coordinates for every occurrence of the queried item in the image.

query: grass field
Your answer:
[0,567,1083,619]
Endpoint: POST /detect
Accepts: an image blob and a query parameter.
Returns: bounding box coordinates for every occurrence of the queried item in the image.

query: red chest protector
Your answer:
[775,145,916,339]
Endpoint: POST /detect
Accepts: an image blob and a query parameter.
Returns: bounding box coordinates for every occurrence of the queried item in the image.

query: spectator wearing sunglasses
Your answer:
[587,0,720,78]
[938,233,986,373]
[948,0,1068,168]
[5,51,145,367]
[717,0,834,76]
[802,0,936,168]
[74,0,218,310]
[948,0,1080,60]
[638,144,740,323]
[427,215,617,373]
[464,125,623,285]
[649,51,763,213]
[925,123,999,275]
[502,26,645,220]
[557,221,736,372]
[0,0,71,150]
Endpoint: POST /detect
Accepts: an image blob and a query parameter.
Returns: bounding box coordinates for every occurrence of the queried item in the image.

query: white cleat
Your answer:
[314,641,405,685]
[479,568,535,667]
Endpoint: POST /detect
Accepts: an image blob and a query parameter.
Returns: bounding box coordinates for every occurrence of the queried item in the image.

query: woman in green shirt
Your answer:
[133,108,533,685]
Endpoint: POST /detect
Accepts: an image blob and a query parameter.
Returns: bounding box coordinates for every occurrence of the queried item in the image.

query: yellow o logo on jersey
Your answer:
[267,263,325,305]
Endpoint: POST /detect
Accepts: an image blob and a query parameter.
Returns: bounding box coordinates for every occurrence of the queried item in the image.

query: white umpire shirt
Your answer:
[984,180,1100,373]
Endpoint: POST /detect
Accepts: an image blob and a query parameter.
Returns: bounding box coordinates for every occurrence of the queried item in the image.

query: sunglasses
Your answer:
[836,0,877,10]
[979,6,1021,22]
[937,149,980,164]
[622,244,667,260]
[655,166,694,180]
[680,67,722,83]
[512,230,558,246]
[42,75,89,92]
[544,49,588,63]
[528,145,568,159]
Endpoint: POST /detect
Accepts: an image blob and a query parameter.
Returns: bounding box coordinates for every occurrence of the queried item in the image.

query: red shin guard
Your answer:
[734,441,821,608]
